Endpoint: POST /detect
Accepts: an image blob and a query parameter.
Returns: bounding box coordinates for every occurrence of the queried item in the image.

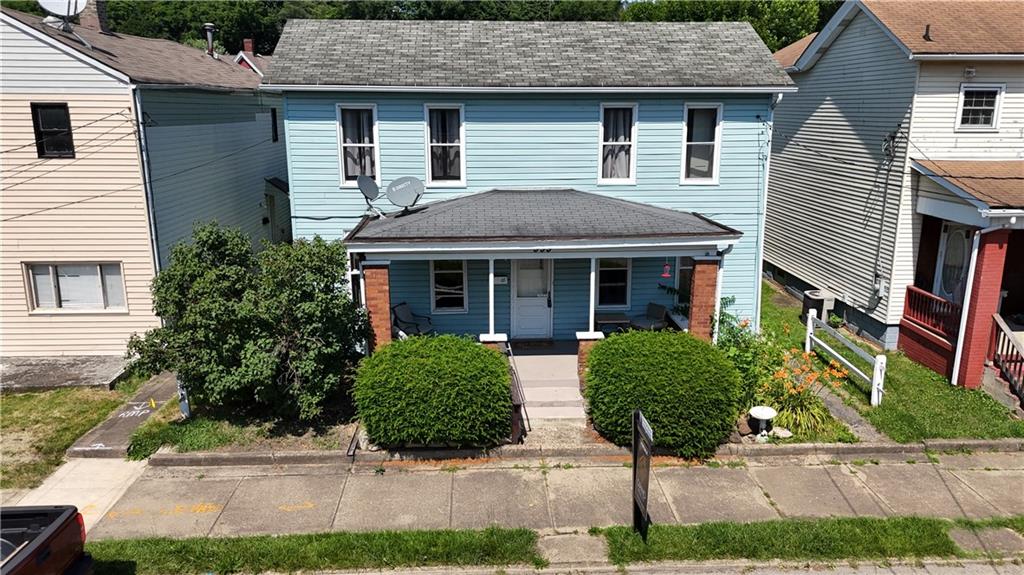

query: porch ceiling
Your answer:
[345,188,741,251]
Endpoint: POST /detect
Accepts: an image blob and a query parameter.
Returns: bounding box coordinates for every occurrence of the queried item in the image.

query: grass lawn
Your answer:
[599,517,971,564]
[127,400,352,460]
[760,280,1024,443]
[1,374,146,489]
[87,527,544,575]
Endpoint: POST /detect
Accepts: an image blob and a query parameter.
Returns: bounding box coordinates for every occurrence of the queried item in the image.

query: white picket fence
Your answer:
[804,309,887,406]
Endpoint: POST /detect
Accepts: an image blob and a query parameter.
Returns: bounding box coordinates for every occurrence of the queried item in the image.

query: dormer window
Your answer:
[956,84,1004,131]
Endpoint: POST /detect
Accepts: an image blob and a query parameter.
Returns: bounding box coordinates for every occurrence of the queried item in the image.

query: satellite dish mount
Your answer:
[356,175,385,218]
[37,0,91,47]
[385,176,425,215]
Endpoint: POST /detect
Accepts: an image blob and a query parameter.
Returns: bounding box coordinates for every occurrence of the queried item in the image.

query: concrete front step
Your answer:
[522,387,584,402]
[519,378,580,388]
[526,405,588,419]
[526,399,584,408]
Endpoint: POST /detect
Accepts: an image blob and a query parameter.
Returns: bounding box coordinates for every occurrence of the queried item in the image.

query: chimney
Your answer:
[202,23,218,58]
[243,38,254,53]
[79,0,110,34]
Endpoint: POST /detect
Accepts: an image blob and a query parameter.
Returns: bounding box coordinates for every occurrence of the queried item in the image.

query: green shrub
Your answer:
[584,331,741,459]
[716,297,785,410]
[354,335,512,447]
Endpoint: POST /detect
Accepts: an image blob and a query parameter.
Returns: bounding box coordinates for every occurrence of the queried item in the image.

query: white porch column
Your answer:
[488,258,495,336]
[589,256,596,333]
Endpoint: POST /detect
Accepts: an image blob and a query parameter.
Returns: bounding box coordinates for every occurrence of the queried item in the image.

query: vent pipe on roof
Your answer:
[202,22,219,58]
[923,24,933,42]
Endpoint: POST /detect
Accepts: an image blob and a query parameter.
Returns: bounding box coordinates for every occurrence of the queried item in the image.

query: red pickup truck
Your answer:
[1,506,93,575]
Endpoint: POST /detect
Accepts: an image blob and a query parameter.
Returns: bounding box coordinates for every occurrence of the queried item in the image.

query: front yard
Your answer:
[760,281,1024,442]
[1,375,144,489]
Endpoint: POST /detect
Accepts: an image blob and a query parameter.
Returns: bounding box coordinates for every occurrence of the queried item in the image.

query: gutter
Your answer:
[259,84,798,94]
[949,224,1007,387]
[910,54,1024,61]
[132,85,161,273]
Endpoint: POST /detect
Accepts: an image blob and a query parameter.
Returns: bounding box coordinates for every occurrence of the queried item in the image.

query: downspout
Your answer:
[949,224,1005,387]
[752,92,782,333]
[132,85,161,273]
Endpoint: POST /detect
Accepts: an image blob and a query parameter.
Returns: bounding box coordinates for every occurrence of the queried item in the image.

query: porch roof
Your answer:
[345,189,742,247]
[913,159,1024,210]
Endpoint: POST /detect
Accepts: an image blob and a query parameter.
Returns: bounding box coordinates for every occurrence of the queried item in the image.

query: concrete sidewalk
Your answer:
[88,452,1024,540]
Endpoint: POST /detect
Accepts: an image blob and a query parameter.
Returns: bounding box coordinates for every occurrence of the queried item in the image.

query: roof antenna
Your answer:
[923,24,932,42]
[357,175,386,218]
[37,0,92,48]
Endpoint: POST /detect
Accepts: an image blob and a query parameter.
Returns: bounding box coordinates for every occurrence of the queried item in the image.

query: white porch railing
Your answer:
[805,310,887,406]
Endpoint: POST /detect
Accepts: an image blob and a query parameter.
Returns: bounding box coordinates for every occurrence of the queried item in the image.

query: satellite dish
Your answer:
[357,175,379,201]
[386,176,424,209]
[38,0,88,17]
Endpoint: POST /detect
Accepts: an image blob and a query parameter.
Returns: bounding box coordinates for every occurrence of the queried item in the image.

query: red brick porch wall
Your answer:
[956,230,1010,389]
[363,264,391,351]
[689,259,719,341]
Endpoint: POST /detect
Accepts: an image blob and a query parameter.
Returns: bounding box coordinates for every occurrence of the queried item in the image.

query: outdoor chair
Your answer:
[391,302,434,336]
[629,303,669,331]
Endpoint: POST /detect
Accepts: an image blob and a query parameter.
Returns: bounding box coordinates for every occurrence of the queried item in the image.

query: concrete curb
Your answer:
[147,437,1023,467]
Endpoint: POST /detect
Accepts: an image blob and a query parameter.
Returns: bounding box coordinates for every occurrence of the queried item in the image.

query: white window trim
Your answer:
[423,103,466,187]
[597,102,638,185]
[954,83,1005,132]
[680,102,723,186]
[430,259,469,314]
[595,257,631,310]
[336,103,381,188]
[24,262,129,314]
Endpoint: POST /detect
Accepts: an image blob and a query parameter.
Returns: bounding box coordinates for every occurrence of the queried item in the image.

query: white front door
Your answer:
[934,223,972,304]
[512,259,552,339]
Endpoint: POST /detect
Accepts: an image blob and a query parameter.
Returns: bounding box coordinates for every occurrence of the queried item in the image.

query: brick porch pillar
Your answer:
[956,229,1010,389]
[363,263,392,351]
[689,259,719,341]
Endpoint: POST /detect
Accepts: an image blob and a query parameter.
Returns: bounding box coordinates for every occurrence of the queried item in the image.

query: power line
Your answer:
[2,124,138,191]
[3,136,275,222]
[0,108,133,155]
[3,117,136,179]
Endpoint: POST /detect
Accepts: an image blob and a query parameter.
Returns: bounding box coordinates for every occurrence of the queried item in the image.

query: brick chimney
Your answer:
[79,0,110,34]
[243,38,254,53]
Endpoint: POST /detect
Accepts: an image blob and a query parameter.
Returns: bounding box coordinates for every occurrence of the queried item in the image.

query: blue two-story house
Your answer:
[263,20,794,350]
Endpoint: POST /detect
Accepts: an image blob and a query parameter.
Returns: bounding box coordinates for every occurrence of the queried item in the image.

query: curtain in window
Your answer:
[602,108,633,179]
[341,109,375,179]
[429,109,461,180]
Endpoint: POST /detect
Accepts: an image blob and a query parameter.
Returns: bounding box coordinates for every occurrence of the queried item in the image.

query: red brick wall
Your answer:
[689,259,719,341]
[898,319,954,377]
[956,230,1010,389]
[363,264,391,351]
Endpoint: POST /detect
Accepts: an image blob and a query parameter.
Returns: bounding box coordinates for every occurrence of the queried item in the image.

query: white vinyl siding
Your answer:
[765,9,917,345]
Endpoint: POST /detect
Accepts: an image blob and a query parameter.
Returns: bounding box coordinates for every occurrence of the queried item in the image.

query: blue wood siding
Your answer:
[285,93,770,323]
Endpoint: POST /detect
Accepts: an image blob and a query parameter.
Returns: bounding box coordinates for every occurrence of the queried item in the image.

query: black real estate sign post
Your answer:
[632,409,653,542]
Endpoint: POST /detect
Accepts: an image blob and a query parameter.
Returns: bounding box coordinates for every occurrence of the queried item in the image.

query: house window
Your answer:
[597,258,630,308]
[27,263,125,311]
[30,103,75,158]
[599,104,637,183]
[431,260,467,312]
[957,84,1003,130]
[682,103,722,183]
[425,105,464,185]
[270,108,279,142]
[337,104,378,184]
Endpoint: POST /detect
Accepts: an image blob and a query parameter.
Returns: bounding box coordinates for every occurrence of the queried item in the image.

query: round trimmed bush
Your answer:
[354,335,512,447]
[584,330,742,459]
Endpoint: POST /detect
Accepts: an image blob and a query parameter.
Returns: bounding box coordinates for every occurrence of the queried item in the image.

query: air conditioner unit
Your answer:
[802,289,836,323]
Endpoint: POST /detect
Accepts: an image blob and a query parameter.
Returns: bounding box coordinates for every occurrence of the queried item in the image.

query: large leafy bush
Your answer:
[715,297,785,410]
[584,330,742,459]
[354,335,512,447]
[126,223,367,421]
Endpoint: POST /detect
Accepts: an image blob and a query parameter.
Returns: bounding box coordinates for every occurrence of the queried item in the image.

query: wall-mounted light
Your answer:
[964,66,977,79]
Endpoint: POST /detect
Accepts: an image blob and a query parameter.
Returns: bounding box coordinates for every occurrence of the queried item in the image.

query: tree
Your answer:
[127,223,367,421]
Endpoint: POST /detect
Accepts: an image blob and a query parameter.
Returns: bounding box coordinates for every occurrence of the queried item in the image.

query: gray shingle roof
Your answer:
[346,189,741,243]
[265,20,793,89]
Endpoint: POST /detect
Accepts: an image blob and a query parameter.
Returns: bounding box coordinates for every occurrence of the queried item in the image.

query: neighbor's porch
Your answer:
[899,160,1024,396]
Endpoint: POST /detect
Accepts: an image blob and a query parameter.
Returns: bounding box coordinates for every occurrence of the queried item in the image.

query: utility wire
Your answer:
[3,117,136,179]
[2,124,138,191]
[3,136,275,222]
[0,108,133,155]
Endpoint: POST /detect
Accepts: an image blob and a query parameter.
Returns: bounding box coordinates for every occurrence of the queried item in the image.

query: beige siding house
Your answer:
[766,0,1024,397]
[0,5,288,366]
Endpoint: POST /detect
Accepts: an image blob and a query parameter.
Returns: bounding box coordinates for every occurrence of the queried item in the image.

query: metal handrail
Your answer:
[505,343,532,433]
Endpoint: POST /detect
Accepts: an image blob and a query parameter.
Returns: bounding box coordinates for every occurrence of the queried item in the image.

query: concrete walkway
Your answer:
[68,371,178,458]
[513,342,586,420]
[88,451,1024,540]
[14,458,147,531]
